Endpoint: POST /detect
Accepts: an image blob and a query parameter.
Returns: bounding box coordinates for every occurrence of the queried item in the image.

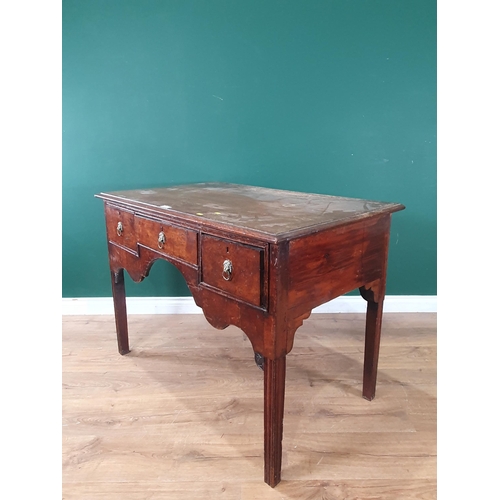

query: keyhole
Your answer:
[226,247,229,253]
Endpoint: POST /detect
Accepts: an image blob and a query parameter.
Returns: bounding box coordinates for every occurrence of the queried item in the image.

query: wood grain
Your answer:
[287,215,390,314]
[63,312,436,499]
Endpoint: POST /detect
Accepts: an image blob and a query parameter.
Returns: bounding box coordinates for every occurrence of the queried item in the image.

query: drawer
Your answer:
[201,234,266,308]
[136,216,198,265]
[105,204,137,252]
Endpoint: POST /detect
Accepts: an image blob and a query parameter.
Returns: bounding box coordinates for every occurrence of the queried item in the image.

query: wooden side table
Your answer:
[95,183,404,487]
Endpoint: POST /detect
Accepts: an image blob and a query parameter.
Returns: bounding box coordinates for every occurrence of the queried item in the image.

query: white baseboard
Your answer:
[62,295,436,315]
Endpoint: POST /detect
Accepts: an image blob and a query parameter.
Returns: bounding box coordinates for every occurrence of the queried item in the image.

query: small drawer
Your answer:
[201,234,266,308]
[136,216,198,265]
[105,204,137,252]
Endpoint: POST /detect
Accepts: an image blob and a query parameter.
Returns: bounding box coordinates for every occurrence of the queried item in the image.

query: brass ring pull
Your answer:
[222,259,233,281]
[116,221,123,236]
[158,231,166,249]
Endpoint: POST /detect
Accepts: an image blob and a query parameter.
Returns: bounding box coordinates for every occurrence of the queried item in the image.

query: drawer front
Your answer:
[201,234,265,308]
[136,216,198,265]
[105,204,137,252]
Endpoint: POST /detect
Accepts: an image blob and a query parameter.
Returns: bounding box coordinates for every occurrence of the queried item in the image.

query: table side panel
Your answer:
[360,215,392,291]
[287,214,391,314]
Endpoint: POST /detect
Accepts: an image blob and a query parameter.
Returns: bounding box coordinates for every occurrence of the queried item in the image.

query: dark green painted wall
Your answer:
[63,0,436,298]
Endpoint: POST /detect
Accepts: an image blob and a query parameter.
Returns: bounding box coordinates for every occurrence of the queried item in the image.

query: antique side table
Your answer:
[95,183,404,487]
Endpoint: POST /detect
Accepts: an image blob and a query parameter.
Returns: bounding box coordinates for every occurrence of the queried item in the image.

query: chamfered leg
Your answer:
[263,355,286,487]
[110,269,130,355]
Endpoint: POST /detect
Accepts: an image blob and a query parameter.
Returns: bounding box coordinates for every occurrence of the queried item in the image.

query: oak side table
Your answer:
[95,183,404,487]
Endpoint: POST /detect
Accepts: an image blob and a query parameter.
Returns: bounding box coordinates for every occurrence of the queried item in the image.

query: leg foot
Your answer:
[263,356,286,487]
[111,269,130,355]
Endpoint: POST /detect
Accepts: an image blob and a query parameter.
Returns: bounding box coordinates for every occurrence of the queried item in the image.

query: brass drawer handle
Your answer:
[222,259,233,281]
[117,221,123,236]
[158,231,166,249]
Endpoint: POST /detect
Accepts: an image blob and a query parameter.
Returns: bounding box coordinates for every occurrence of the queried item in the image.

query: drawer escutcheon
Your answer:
[158,231,166,249]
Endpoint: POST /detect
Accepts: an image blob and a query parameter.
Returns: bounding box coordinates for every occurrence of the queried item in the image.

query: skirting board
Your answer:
[62,295,436,315]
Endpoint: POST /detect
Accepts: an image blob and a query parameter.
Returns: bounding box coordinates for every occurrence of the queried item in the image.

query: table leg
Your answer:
[110,269,130,355]
[361,294,384,401]
[263,355,286,487]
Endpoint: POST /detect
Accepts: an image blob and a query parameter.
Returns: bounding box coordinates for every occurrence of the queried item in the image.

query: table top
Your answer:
[97,183,404,241]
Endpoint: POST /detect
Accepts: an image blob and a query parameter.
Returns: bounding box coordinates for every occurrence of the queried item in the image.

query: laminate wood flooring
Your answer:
[62,313,436,499]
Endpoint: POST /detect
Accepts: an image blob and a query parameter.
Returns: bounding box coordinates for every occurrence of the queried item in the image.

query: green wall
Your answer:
[63,0,436,298]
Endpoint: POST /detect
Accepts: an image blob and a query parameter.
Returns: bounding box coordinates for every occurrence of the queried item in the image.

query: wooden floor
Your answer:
[62,313,436,500]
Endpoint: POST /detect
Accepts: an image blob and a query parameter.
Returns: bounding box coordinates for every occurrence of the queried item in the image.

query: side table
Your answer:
[95,183,404,487]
